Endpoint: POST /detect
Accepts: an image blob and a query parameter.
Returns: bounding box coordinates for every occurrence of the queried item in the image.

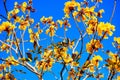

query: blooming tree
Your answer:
[0,0,120,80]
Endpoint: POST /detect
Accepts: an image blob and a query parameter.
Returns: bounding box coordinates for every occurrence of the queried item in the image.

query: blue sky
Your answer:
[0,0,120,80]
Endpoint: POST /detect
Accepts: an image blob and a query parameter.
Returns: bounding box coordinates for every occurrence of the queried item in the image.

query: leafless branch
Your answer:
[0,39,18,54]
[110,0,117,23]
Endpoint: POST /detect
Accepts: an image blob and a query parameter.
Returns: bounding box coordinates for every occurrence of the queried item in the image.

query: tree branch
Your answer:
[3,0,8,16]
[110,0,117,23]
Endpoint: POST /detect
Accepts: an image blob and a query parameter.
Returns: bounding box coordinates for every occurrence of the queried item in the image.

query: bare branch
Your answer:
[110,0,117,23]
[72,32,87,53]
[3,0,8,16]
[0,39,18,54]
[0,14,10,21]
[60,64,65,80]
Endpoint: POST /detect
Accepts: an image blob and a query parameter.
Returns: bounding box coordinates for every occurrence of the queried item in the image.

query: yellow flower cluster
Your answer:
[113,37,120,49]
[0,73,16,80]
[36,58,54,71]
[86,39,103,54]
[89,55,103,72]
[40,16,58,36]
[28,28,42,43]
[97,22,115,38]
[19,19,30,30]
[87,22,115,39]
[57,19,71,31]
[54,47,78,66]
[5,56,18,66]
[0,43,10,53]
[14,2,28,13]
[0,21,15,35]
[114,37,120,44]
[64,0,81,18]
[73,6,97,22]
[86,18,98,35]
[106,52,120,72]
[8,8,20,22]
[36,49,54,71]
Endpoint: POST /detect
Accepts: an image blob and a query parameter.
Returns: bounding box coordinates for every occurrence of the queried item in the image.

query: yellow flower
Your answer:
[42,49,52,59]
[29,28,40,43]
[64,0,81,18]
[19,20,29,30]
[89,65,94,72]
[36,58,54,71]
[21,2,27,12]
[97,22,115,38]
[0,43,10,52]
[46,25,55,37]
[28,28,33,33]
[86,19,98,35]
[81,6,96,19]
[0,21,15,35]
[70,61,79,66]
[0,74,3,78]
[117,76,120,80]
[86,39,102,54]
[91,55,103,67]
[6,56,18,66]
[97,9,104,18]
[40,16,53,24]
[57,20,63,27]
[72,11,78,18]
[114,37,120,44]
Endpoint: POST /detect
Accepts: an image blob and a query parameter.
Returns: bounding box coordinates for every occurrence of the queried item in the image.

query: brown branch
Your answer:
[13,31,23,58]
[0,14,10,21]
[60,64,65,80]
[72,17,84,61]
[3,0,8,16]
[107,69,115,80]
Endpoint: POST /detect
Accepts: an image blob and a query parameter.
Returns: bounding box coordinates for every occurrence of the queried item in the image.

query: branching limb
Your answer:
[0,39,18,54]
[72,32,87,53]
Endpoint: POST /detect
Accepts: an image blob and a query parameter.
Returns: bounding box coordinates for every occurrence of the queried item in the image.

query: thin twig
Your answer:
[83,75,89,80]
[60,64,65,80]
[21,30,26,57]
[72,32,87,53]
[0,14,10,21]
[110,0,117,23]
[13,31,23,58]
[3,0,8,16]
[49,70,59,80]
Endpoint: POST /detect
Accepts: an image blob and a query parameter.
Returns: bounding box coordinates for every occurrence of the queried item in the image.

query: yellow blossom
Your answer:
[28,28,40,43]
[21,2,27,12]
[91,55,103,67]
[64,0,81,18]
[86,39,102,54]
[97,22,115,38]
[114,37,120,44]
[19,20,29,30]
[46,25,55,37]
[6,56,18,66]
[0,43,10,52]
[57,20,63,27]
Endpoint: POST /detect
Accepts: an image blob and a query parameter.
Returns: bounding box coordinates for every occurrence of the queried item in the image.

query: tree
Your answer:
[0,0,119,80]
